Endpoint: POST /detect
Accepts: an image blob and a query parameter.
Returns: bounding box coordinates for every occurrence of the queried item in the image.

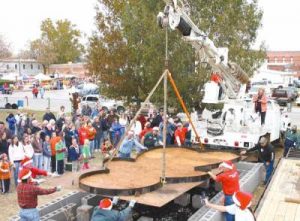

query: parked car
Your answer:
[293,80,300,88]
[247,86,271,98]
[75,83,99,97]
[296,97,300,106]
[80,94,125,113]
[271,88,292,106]
[282,86,298,101]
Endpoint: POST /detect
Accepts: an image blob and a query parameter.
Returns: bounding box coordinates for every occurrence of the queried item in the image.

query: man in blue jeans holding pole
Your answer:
[208,161,240,221]
[241,136,275,185]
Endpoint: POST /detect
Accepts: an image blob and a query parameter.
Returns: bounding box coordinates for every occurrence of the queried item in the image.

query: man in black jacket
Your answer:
[241,136,275,185]
[43,108,56,122]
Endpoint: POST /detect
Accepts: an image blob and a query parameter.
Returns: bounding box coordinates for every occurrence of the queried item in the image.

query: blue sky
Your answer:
[0,0,299,53]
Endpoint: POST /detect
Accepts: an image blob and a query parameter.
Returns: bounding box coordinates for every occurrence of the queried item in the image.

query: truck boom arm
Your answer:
[158,0,249,100]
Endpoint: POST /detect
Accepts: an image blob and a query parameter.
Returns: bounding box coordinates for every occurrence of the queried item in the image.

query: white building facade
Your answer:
[0,59,43,75]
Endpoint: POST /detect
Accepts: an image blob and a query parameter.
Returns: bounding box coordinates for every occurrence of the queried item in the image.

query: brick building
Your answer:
[48,62,89,78]
[266,51,300,76]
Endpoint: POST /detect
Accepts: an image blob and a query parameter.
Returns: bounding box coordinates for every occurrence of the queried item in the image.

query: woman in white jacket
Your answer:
[8,136,25,186]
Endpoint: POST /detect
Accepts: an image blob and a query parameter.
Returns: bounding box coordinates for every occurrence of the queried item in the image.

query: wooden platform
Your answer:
[256,158,300,221]
[79,147,239,206]
[120,182,202,207]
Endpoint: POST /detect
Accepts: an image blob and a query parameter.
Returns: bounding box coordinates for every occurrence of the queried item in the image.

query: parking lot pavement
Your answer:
[0,90,71,112]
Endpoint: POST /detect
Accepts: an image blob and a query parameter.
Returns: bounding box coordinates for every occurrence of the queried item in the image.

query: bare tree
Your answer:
[0,35,12,59]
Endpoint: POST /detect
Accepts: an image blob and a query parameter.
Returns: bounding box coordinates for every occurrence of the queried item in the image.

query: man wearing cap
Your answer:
[91,197,136,221]
[205,191,255,221]
[283,125,299,157]
[119,131,147,158]
[241,136,275,184]
[174,122,188,146]
[207,161,240,221]
[17,168,61,221]
[142,127,163,149]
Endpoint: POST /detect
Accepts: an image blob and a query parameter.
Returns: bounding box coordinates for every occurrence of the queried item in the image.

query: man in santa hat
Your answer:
[207,160,240,221]
[91,196,136,221]
[19,157,55,184]
[17,168,61,221]
[204,191,255,221]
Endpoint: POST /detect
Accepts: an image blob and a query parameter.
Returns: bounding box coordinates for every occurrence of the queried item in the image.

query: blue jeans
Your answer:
[94,135,102,150]
[19,208,40,221]
[89,140,95,156]
[264,160,274,184]
[224,195,235,221]
[33,154,43,170]
[13,161,21,186]
[118,152,130,158]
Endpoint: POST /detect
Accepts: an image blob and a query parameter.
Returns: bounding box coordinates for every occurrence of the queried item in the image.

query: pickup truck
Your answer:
[271,88,292,106]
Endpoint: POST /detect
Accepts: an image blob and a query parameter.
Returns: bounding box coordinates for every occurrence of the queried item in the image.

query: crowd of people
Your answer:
[0,105,194,194]
[0,92,299,221]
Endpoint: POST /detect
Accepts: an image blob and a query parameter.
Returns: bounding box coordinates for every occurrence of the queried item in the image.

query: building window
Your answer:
[15,64,18,70]
[267,57,270,63]
[282,57,285,63]
[291,57,294,63]
[274,57,278,63]
[6,64,9,69]
[31,64,33,69]
[38,65,40,70]
[23,64,25,69]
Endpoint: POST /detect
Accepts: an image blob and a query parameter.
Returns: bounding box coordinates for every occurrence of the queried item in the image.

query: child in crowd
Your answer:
[0,153,12,193]
[101,139,113,154]
[55,138,66,175]
[82,139,90,170]
[42,135,52,172]
[68,137,81,172]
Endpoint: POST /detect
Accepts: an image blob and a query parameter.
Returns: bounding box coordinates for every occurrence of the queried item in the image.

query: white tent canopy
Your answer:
[34,73,52,81]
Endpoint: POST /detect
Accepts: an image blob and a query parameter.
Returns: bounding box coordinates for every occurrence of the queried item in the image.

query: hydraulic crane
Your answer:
[157,0,249,103]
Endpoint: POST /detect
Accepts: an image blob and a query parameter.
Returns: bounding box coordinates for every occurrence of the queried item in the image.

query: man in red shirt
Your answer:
[174,123,188,146]
[139,122,152,140]
[208,161,240,221]
[17,168,60,221]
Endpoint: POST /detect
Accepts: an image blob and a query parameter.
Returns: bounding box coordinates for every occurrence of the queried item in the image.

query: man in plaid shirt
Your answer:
[17,168,61,221]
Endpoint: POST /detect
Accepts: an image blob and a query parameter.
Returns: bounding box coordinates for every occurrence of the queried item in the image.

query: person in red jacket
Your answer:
[253,88,267,126]
[86,121,96,157]
[208,161,240,221]
[139,122,152,141]
[137,114,147,130]
[18,157,54,184]
[78,122,88,147]
[174,123,188,146]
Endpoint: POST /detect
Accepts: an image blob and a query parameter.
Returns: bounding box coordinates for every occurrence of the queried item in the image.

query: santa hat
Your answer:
[219,160,233,170]
[99,198,113,210]
[233,191,253,210]
[21,157,33,167]
[19,168,32,181]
